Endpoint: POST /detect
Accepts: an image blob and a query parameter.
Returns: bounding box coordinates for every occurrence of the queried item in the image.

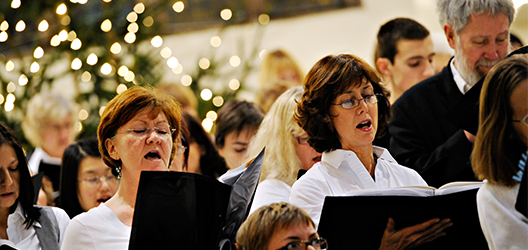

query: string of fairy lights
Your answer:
[0,0,272,134]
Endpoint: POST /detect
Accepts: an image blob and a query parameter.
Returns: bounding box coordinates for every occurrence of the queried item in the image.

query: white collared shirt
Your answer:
[450,58,472,94]
[2,203,70,250]
[290,147,428,227]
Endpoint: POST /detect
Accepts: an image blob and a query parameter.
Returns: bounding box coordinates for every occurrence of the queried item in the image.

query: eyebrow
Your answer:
[233,142,249,146]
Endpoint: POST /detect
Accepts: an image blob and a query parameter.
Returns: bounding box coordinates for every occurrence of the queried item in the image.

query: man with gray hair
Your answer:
[389,0,515,188]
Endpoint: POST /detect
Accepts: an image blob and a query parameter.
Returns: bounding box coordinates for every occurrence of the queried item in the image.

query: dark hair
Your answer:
[98,86,181,176]
[58,137,101,218]
[374,17,430,66]
[0,123,40,229]
[184,113,227,178]
[179,116,190,170]
[472,54,528,186]
[296,54,390,153]
[214,100,263,148]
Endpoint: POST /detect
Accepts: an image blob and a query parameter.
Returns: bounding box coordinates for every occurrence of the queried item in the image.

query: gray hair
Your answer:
[22,91,78,147]
[437,0,515,34]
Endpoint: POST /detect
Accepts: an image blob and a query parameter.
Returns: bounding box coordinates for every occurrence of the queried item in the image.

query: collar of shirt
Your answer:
[321,146,396,169]
[5,203,41,245]
[450,58,471,94]
[28,147,61,174]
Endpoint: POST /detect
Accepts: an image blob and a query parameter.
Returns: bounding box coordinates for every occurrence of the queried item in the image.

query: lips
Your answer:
[1,192,14,197]
[97,196,111,203]
[356,119,372,132]
[144,150,161,160]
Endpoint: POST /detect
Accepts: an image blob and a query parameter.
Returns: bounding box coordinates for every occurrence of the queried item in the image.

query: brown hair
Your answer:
[236,202,315,250]
[472,54,528,186]
[98,86,181,175]
[295,54,390,153]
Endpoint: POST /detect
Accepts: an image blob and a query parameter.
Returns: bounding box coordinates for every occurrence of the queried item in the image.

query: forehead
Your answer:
[395,37,434,59]
[459,13,510,37]
[338,79,372,95]
[127,109,168,123]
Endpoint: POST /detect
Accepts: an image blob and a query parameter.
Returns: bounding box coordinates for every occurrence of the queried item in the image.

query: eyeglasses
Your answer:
[80,175,119,187]
[513,114,528,126]
[332,93,382,110]
[117,126,175,139]
[277,237,328,250]
[296,136,309,145]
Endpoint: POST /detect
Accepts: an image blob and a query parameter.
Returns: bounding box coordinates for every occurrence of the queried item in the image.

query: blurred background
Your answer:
[0,0,527,147]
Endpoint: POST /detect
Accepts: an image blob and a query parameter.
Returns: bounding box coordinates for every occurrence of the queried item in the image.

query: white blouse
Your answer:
[290,147,428,227]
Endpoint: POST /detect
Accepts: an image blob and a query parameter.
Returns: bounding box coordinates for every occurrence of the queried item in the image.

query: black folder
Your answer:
[129,148,264,250]
[317,186,487,250]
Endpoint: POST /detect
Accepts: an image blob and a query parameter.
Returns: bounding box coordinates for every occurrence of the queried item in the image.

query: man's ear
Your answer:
[376,58,392,77]
[105,138,120,160]
[444,23,456,50]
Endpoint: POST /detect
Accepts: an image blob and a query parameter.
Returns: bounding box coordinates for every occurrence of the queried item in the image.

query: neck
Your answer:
[352,146,376,176]
[105,174,138,227]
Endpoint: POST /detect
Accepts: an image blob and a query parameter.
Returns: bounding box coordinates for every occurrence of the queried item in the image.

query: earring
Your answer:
[115,166,122,180]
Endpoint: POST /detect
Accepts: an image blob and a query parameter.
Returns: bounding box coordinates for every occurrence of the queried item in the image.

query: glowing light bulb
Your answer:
[200,89,213,101]
[11,0,21,9]
[0,21,8,31]
[101,19,112,32]
[134,3,145,14]
[116,84,128,94]
[50,35,60,46]
[167,57,179,69]
[5,61,15,71]
[212,96,224,107]
[143,16,154,27]
[87,53,98,65]
[71,58,82,70]
[210,36,221,47]
[220,9,232,21]
[71,38,82,50]
[58,30,68,41]
[229,55,241,67]
[128,22,139,33]
[160,47,172,58]
[206,110,218,121]
[151,35,163,47]
[18,74,28,86]
[0,31,7,42]
[38,20,49,32]
[110,42,121,54]
[33,47,44,59]
[229,79,240,90]
[181,75,192,86]
[126,12,138,23]
[7,82,16,92]
[198,58,210,69]
[202,118,213,132]
[118,66,129,76]
[78,109,89,120]
[124,32,136,43]
[56,3,67,15]
[173,1,184,13]
[15,20,25,32]
[258,14,270,25]
[30,62,40,73]
[100,63,112,75]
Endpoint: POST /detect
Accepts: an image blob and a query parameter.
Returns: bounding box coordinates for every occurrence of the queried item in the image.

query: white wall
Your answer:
[159,0,444,97]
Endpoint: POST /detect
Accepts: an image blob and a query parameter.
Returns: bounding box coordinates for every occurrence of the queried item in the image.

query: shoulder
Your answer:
[291,163,329,196]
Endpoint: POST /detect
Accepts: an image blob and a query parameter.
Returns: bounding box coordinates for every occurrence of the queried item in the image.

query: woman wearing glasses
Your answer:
[61,86,181,250]
[247,86,321,215]
[290,54,452,249]
[237,202,327,250]
[472,54,528,249]
[58,137,119,218]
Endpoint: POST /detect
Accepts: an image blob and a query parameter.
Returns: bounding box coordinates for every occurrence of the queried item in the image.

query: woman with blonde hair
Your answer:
[247,86,321,215]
